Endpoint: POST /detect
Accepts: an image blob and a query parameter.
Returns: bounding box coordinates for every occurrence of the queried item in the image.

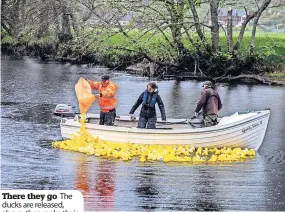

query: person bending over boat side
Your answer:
[194,81,223,127]
[85,75,118,126]
[129,82,166,129]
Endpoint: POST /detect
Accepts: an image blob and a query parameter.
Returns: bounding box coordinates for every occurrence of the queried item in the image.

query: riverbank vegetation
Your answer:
[2,0,285,84]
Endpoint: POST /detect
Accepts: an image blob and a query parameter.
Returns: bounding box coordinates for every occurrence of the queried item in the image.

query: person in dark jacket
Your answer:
[129,82,166,129]
[194,81,223,127]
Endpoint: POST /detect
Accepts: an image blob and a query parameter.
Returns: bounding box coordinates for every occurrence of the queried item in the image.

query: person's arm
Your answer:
[129,93,144,114]
[217,93,223,110]
[101,83,118,98]
[157,95,166,121]
[195,90,207,114]
[85,79,100,90]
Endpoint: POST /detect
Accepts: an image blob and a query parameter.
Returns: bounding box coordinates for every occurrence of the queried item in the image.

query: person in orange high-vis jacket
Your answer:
[85,75,118,126]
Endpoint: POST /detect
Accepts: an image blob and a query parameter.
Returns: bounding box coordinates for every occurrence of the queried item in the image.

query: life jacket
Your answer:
[87,80,118,112]
[142,90,158,107]
[205,88,219,104]
[203,88,222,116]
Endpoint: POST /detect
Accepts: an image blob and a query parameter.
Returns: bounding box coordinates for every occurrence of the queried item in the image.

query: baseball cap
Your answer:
[101,75,110,82]
[202,81,212,87]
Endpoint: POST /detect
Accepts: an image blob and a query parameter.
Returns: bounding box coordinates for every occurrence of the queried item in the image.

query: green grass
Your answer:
[91,29,285,70]
[2,27,285,71]
[1,30,17,44]
[268,71,285,77]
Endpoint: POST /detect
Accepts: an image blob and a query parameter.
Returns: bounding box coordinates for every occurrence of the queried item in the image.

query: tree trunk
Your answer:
[70,13,79,32]
[234,10,257,51]
[227,8,233,55]
[20,0,26,21]
[183,25,202,54]
[53,6,61,38]
[60,2,72,42]
[37,1,50,38]
[250,0,271,55]
[166,1,185,57]
[11,0,21,38]
[214,74,285,86]
[82,9,93,23]
[1,0,21,38]
[188,0,211,52]
[210,0,220,52]
[1,22,13,36]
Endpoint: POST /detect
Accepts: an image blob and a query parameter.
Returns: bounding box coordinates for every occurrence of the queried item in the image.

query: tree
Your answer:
[2,0,281,79]
[210,0,220,52]
[2,0,23,38]
[250,0,272,55]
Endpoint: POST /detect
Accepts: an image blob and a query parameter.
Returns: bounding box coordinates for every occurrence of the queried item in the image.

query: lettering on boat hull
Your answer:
[242,120,263,133]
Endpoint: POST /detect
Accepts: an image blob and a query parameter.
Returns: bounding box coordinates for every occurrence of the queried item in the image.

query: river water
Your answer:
[1,56,285,211]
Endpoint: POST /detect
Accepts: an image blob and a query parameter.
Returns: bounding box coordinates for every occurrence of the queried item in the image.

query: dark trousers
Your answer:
[137,116,157,129]
[99,109,116,126]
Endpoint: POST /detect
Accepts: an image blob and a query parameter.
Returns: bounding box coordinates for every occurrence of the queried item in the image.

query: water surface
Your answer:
[1,56,285,211]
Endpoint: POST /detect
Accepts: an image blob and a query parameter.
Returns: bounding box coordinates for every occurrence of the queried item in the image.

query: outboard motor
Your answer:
[54,104,75,117]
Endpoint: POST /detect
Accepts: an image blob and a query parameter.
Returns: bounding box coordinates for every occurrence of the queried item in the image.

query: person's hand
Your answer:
[95,94,100,98]
[130,113,135,120]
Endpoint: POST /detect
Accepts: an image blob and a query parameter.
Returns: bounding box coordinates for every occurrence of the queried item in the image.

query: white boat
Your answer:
[60,109,270,150]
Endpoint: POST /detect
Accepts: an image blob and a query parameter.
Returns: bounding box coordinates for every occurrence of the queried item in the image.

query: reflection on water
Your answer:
[75,158,90,196]
[193,169,220,211]
[75,157,115,210]
[94,161,115,210]
[135,167,159,210]
[1,56,285,211]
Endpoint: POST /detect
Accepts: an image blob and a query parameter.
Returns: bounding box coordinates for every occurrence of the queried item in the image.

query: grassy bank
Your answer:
[268,70,285,82]
[2,28,285,74]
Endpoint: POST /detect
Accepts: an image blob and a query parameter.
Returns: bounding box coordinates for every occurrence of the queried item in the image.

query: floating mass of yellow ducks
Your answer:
[52,118,256,163]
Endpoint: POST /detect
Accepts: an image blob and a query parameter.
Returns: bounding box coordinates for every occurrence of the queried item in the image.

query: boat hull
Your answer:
[60,110,270,150]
